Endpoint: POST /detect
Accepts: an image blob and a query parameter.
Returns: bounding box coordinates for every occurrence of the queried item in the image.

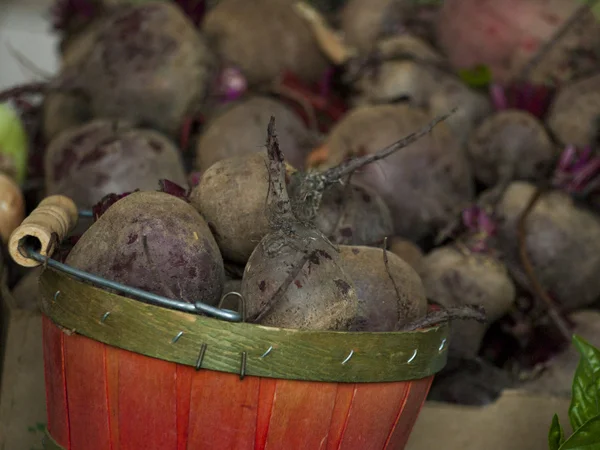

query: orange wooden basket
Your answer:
[9,196,449,450]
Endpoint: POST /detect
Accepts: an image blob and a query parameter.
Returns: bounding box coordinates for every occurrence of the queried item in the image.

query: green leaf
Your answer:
[558,414,600,449]
[457,65,492,89]
[550,414,566,450]
[0,102,28,185]
[569,335,600,431]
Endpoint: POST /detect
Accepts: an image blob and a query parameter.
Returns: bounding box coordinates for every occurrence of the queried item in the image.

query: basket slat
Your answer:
[64,336,111,449]
[385,378,433,449]
[117,350,178,448]
[175,365,193,450]
[42,317,435,449]
[187,367,259,449]
[42,317,70,448]
[40,268,448,383]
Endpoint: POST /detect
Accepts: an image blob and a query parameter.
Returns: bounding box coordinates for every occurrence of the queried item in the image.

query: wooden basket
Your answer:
[9,196,449,450]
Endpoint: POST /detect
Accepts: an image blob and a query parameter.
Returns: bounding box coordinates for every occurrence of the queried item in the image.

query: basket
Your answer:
[8,196,449,450]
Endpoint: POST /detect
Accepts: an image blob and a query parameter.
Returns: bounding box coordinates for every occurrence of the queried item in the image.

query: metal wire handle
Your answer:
[26,209,243,322]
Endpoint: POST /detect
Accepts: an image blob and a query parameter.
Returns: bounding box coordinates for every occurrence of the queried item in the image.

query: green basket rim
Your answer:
[40,268,449,383]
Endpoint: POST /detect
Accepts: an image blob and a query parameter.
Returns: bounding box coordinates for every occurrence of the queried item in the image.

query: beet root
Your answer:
[191,151,272,265]
[387,236,425,276]
[240,117,358,330]
[546,73,600,148]
[421,246,516,359]
[319,103,474,242]
[467,110,557,187]
[313,180,394,246]
[495,181,600,311]
[242,226,359,330]
[349,34,442,108]
[44,119,188,209]
[66,191,225,305]
[338,245,427,331]
[195,96,316,171]
[203,0,329,87]
[63,1,217,136]
[42,92,91,143]
[520,310,600,397]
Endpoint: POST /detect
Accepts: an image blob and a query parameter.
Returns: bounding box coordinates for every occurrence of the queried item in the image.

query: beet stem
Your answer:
[265,116,295,229]
[320,108,456,184]
[399,305,487,332]
[0,82,48,102]
[517,187,573,342]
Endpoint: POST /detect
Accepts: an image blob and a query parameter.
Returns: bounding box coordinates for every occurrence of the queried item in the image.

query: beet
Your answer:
[319,103,474,242]
[428,71,492,146]
[314,180,393,246]
[42,17,102,141]
[44,119,188,209]
[520,310,600,396]
[495,181,600,311]
[191,107,454,265]
[202,0,329,87]
[546,73,600,148]
[387,236,425,276]
[66,190,225,305]
[195,96,316,171]
[421,245,516,359]
[61,1,217,136]
[338,245,427,331]
[467,110,558,187]
[435,0,600,85]
[189,150,282,265]
[350,34,492,146]
[350,34,442,108]
[42,92,91,143]
[340,0,438,53]
[241,118,358,330]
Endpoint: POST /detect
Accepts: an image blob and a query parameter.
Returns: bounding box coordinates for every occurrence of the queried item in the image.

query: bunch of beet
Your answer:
[4,0,600,409]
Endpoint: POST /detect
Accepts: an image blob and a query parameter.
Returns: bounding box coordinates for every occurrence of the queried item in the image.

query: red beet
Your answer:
[66,190,225,305]
[44,119,188,209]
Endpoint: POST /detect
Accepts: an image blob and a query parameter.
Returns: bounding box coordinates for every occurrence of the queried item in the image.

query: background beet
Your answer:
[190,150,276,265]
[318,103,474,242]
[202,0,329,87]
[44,119,188,208]
[66,190,225,305]
[520,309,600,396]
[495,181,600,311]
[421,246,516,359]
[195,96,316,171]
[339,245,428,331]
[339,0,438,53]
[467,110,557,187]
[388,236,425,276]
[313,180,394,246]
[349,34,442,108]
[240,118,358,331]
[62,1,217,136]
[546,73,600,147]
[435,0,600,84]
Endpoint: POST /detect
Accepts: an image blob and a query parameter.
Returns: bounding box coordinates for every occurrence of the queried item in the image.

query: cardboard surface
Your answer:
[0,286,46,450]
[406,389,571,450]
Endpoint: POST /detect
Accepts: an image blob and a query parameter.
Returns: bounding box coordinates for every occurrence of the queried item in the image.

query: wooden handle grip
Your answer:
[8,195,78,267]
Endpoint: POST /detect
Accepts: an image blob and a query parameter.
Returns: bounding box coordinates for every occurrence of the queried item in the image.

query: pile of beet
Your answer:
[3,0,600,408]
